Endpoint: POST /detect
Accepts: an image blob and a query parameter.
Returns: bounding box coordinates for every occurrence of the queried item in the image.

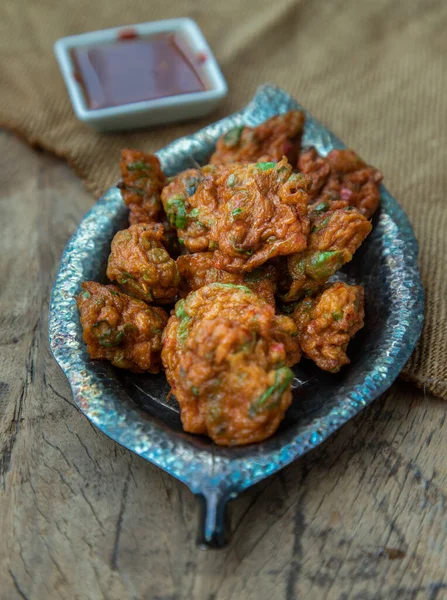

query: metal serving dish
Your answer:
[48,85,424,548]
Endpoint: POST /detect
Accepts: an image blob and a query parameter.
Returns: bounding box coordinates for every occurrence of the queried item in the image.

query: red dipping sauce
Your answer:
[72,33,207,110]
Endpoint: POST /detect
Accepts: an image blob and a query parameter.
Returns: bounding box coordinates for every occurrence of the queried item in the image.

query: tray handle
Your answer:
[196,489,231,549]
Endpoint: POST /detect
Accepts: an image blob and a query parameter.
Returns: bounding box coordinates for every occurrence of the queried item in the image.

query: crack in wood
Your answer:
[285,466,310,600]
[0,319,39,489]
[8,568,30,600]
[41,433,71,468]
[46,381,76,409]
[111,464,131,571]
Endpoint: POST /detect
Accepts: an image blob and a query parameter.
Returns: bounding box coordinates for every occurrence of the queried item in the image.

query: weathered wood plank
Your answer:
[0,132,445,600]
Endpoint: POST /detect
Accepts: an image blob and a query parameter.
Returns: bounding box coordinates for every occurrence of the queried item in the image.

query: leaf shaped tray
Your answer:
[49,85,424,548]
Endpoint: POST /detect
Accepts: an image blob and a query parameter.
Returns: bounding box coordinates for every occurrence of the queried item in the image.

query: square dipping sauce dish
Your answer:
[54,19,228,132]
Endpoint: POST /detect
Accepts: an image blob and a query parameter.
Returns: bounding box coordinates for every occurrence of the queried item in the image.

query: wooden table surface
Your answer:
[0,130,446,600]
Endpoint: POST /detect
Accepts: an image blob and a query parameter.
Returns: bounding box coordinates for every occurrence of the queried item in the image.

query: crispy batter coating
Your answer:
[241,263,278,306]
[164,168,205,205]
[282,207,372,301]
[77,282,168,373]
[177,252,277,305]
[298,147,331,200]
[177,252,241,295]
[210,111,305,166]
[119,149,165,224]
[212,160,310,272]
[107,223,179,304]
[161,283,300,445]
[161,166,216,253]
[292,282,364,372]
[163,158,310,271]
[298,148,383,218]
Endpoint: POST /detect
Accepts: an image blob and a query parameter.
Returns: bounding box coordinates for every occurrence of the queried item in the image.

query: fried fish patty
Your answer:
[161,283,300,445]
[298,148,383,218]
[107,223,179,304]
[177,252,278,306]
[77,282,168,373]
[210,110,305,166]
[119,149,165,224]
[292,281,364,372]
[162,158,311,272]
[282,207,371,301]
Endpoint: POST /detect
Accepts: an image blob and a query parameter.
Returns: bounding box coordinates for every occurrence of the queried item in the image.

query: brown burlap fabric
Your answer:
[1,0,446,397]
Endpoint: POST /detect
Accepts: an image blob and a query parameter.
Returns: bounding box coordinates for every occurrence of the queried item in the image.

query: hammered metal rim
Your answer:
[48,84,424,521]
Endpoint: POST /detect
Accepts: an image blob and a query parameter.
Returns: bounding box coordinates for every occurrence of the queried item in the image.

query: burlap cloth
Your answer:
[1,0,446,398]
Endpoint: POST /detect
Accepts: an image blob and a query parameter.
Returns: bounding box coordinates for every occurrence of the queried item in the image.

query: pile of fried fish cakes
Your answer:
[77,110,382,446]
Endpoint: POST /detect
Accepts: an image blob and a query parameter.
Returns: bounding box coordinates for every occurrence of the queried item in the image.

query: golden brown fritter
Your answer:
[77,282,168,373]
[163,168,205,208]
[177,252,241,296]
[163,159,311,272]
[107,223,179,304]
[211,159,310,272]
[292,282,364,372]
[210,111,305,166]
[298,147,331,200]
[161,166,217,253]
[119,149,165,224]
[281,207,372,301]
[161,283,300,445]
[298,148,383,218]
[177,252,278,306]
[241,263,278,307]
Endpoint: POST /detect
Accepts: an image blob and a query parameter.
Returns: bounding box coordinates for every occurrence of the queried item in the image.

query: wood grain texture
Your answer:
[0,131,445,600]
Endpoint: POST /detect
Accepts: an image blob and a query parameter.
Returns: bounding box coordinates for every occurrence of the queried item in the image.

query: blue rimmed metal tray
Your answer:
[48,85,424,548]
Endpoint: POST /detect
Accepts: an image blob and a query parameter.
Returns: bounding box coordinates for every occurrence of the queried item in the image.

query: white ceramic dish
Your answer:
[54,18,228,132]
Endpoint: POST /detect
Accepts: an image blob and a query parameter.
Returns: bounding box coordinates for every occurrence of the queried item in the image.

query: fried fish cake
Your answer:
[298,148,383,218]
[282,207,371,301]
[292,282,364,372]
[106,223,179,304]
[119,149,165,224]
[77,282,168,373]
[210,110,305,166]
[177,252,278,306]
[161,166,217,253]
[241,263,278,307]
[161,283,300,445]
[211,159,310,272]
[297,147,331,200]
[176,252,241,295]
[161,159,310,271]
